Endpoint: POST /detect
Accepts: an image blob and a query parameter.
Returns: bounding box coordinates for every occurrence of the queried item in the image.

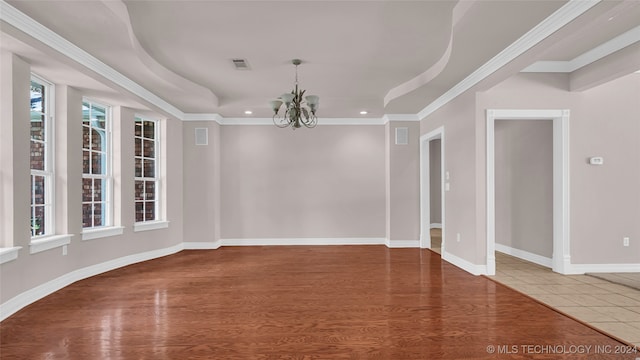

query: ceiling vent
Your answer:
[232,58,250,70]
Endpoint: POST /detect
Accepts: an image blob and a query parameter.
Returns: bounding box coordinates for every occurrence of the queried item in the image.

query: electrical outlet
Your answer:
[62,245,68,256]
[623,237,630,247]
[456,233,461,242]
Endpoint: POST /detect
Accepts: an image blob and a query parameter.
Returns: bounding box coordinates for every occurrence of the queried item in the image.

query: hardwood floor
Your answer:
[0,246,633,359]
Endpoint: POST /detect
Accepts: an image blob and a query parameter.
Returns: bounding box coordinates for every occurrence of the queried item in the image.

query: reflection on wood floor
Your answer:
[430,228,442,254]
[0,246,631,359]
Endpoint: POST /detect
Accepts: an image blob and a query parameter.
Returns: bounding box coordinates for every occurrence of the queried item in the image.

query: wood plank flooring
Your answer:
[0,246,634,359]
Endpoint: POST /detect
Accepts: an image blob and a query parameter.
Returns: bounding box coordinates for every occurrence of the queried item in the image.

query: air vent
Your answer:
[195,128,208,146]
[395,127,409,145]
[232,58,250,70]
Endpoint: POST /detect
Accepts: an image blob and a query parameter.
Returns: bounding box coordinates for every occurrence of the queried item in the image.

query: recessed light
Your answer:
[244,110,253,115]
[359,111,368,115]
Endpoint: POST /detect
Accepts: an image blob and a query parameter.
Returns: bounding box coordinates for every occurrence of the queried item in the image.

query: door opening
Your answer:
[486,109,570,276]
[420,127,445,254]
[494,119,553,269]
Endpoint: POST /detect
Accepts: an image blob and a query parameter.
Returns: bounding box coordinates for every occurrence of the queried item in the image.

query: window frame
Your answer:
[30,74,54,239]
[81,99,113,230]
[134,116,161,225]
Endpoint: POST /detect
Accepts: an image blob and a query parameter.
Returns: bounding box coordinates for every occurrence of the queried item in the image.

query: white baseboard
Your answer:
[442,250,487,276]
[429,223,442,229]
[183,241,221,250]
[563,263,640,275]
[495,243,552,268]
[385,239,420,248]
[0,243,184,322]
[221,238,387,246]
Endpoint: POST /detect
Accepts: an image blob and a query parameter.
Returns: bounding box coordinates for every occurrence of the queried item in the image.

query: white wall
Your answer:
[219,125,387,239]
[420,72,640,272]
[386,122,421,243]
[420,91,480,266]
[183,121,221,245]
[480,73,640,265]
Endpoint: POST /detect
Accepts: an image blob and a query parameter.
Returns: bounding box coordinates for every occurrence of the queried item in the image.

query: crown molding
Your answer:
[182,113,224,123]
[382,114,420,123]
[522,24,640,73]
[217,117,388,126]
[417,0,600,120]
[0,0,186,120]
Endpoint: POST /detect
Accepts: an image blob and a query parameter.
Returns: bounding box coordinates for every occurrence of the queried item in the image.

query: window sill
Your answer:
[30,234,73,254]
[0,247,22,265]
[134,220,169,232]
[82,226,124,241]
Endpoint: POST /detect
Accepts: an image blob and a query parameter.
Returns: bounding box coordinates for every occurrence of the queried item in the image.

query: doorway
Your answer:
[420,126,445,253]
[486,109,570,276]
[494,119,553,268]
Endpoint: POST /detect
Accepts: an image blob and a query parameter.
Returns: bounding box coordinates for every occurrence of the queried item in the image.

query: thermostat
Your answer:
[589,157,604,165]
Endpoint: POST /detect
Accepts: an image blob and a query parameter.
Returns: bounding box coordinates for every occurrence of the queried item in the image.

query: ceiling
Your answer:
[2,0,639,120]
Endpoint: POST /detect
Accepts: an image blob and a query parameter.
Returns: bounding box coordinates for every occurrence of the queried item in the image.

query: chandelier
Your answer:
[270,59,319,129]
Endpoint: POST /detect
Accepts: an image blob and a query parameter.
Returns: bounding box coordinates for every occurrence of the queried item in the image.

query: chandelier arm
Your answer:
[273,113,292,128]
[300,114,317,128]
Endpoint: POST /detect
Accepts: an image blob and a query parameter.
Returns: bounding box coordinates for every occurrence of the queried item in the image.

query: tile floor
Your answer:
[489,252,640,348]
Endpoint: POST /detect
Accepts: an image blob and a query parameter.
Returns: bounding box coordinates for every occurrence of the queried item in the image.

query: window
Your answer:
[82,100,111,229]
[30,76,53,237]
[134,118,159,223]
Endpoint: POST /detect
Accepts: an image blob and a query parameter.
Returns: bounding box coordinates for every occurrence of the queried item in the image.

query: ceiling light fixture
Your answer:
[360,111,368,115]
[270,59,319,129]
[244,110,253,115]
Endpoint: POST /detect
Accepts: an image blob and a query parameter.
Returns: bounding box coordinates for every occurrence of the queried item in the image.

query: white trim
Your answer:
[221,238,387,246]
[133,220,169,232]
[385,239,420,248]
[0,247,22,265]
[419,127,445,250]
[382,114,421,123]
[441,250,486,276]
[182,113,223,123]
[494,243,552,268]
[486,109,570,276]
[417,0,600,119]
[0,243,183,321]
[81,98,114,229]
[183,241,222,250]
[522,25,640,73]
[0,1,185,120]
[562,263,640,275]
[218,117,387,126]
[430,223,442,229]
[29,234,72,254]
[30,74,55,238]
[81,226,124,241]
